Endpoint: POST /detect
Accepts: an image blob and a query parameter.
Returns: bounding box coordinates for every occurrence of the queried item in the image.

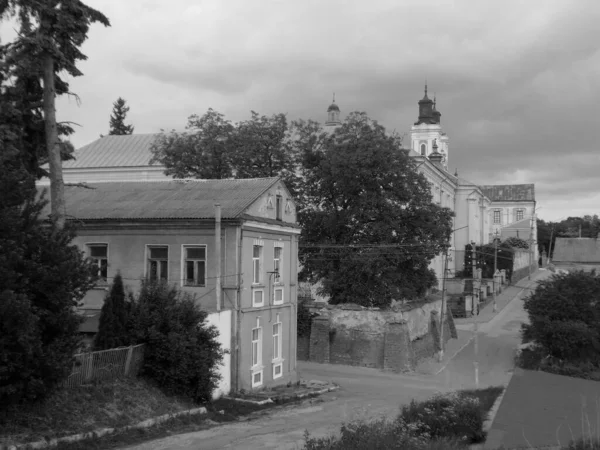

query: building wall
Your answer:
[237,225,299,390]
[37,166,169,185]
[206,309,232,399]
[72,223,238,312]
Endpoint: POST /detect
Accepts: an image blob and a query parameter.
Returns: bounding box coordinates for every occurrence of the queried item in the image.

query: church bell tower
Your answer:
[410,84,449,170]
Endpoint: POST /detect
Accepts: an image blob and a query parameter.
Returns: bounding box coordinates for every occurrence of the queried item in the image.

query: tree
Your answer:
[150,109,234,179]
[108,97,134,135]
[94,273,130,350]
[230,111,293,179]
[1,0,110,228]
[0,157,96,405]
[129,280,224,403]
[503,236,529,250]
[297,112,454,307]
[522,271,600,362]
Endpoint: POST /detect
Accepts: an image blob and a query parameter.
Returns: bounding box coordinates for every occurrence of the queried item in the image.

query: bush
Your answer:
[94,273,131,350]
[399,392,485,443]
[129,280,224,403]
[0,187,96,406]
[504,236,529,249]
[522,271,600,363]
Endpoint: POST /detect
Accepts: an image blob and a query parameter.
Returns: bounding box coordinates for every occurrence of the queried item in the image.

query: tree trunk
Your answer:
[43,52,65,229]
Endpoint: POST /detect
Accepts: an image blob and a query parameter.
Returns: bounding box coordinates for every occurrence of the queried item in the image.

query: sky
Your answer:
[2,0,600,221]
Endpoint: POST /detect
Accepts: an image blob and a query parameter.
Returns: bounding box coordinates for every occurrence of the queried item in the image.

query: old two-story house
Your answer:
[38,177,300,394]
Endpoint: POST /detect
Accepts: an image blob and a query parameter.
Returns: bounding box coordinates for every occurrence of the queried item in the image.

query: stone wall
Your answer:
[298,301,457,372]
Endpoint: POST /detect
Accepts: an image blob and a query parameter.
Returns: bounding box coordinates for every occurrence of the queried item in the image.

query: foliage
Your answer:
[128,280,224,403]
[537,216,600,257]
[399,391,485,443]
[150,109,234,179]
[0,163,96,405]
[473,242,514,279]
[503,236,529,249]
[522,271,600,362]
[562,439,600,450]
[298,113,453,307]
[302,389,500,449]
[94,274,131,350]
[297,301,316,337]
[108,97,134,135]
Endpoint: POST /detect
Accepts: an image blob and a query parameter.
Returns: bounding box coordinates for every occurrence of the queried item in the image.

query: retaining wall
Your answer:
[298,302,457,372]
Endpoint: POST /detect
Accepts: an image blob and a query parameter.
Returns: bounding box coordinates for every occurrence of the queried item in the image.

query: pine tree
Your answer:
[94,273,130,350]
[108,97,134,135]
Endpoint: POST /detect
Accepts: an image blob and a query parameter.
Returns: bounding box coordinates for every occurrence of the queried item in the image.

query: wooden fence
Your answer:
[63,344,145,388]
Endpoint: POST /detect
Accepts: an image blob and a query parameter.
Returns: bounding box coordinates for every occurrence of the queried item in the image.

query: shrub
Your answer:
[129,280,224,403]
[0,188,96,406]
[522,271,600,363]
[94,273,131,350]
[504,236,529,249]
[399,392,485,443]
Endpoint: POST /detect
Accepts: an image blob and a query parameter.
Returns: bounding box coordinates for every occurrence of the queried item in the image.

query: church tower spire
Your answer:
[325,93,341,128]
[410,83,450,170]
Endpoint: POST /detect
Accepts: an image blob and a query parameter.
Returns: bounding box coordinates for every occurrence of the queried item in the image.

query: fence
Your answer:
[63,344,145,388]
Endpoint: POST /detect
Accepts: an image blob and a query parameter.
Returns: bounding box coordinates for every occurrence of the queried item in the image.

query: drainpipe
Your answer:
[234,225,243,393]
[215,204,222,312]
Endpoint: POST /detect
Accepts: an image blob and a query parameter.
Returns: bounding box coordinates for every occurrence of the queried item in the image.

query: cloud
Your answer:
[2,0,600,222]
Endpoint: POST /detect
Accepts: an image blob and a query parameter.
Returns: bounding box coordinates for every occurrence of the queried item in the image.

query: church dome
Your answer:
[327,103,340,112]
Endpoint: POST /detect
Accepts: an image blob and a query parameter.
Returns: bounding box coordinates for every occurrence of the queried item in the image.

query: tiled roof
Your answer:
[37,178,280,221]
[62,134,160,169]
[553,238,600,263]
[479,184,535,202]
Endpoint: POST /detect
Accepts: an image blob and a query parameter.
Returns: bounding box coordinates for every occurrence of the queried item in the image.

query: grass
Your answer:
[0,377,196,447]
[0,377,320,450]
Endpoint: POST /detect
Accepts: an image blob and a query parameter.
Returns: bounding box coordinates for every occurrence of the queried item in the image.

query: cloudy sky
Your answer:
[3,0,600,221]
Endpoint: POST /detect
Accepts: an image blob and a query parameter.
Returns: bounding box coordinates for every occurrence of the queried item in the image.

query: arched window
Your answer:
[420,143,426,155]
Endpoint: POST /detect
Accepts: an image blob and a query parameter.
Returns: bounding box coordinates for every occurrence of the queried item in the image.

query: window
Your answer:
[147,246,168,281]
[276,195,283,221]
[253,244,263,284]
[253,289,264,307]
[420,143,426,156]
[273,246,282,283]
[516,209,524,221]
[183,246,206,286]
[251,323,263,387]
[274,287,284,305]
[493,210,501,224]
[272,316,283,379]
[88,244,108,280]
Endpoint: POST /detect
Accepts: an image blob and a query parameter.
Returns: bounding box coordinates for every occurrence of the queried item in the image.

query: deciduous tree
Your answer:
[150,109,234,179]
[108,97,134,135]
[297,112,454,307]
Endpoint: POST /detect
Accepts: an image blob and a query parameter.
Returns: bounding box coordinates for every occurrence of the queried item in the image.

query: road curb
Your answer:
[2,407,208,450]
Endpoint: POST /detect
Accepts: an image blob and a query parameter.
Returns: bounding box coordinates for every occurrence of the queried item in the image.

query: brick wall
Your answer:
[383,321,413,372]
[308,316,330,363]
[297,335,310,361]
[329,328,384,368]
[511,262,538,284]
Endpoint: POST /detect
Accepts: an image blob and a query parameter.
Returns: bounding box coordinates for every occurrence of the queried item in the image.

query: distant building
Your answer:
[552,238,600,272]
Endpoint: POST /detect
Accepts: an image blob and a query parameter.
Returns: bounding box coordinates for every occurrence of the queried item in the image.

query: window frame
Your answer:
[251,321,263,387]
[252,244,263,285]
[493,210,501,224]
[516,209,524,221]
[87,243,109,281]
[276,194,283,221]
[146,244,169,282]
[252,289,265,307]
[273,287,284,305]
[420,142,427,156]
[181,245,207,287]
[272,314,283,379]
[273,245,283,284]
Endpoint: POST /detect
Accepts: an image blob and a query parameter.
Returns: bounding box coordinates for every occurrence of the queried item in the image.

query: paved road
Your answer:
[123,271,550,450]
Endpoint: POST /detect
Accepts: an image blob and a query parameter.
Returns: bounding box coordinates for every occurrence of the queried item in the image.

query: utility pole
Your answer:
[528,205,536,280]
[474,320,479,388]
[438,251,449,362]
[493,231,499,312]
[548,225,555,264]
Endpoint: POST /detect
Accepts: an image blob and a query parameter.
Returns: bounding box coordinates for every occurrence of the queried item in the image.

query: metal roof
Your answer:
[62,134,160,169]
[553,238,600,263]
[479,184,535,202]
[38,178,280,221]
